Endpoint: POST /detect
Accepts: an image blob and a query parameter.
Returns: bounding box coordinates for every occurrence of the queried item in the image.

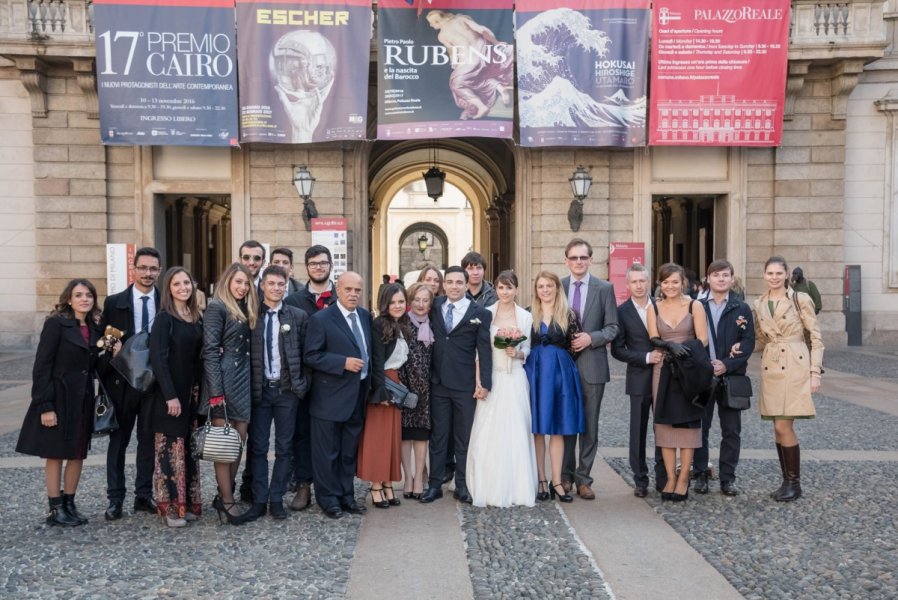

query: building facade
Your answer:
[1,0,896,347]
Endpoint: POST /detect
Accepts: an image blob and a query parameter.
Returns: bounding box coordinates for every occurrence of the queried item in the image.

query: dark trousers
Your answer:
[250,387,299,504]
[428,387,476,490]
[291,395,313,484]
[693,389,742,482]
[563,381,605,487]
[310,386,365,511]
[106,386,154,501]
[628,394,654,488]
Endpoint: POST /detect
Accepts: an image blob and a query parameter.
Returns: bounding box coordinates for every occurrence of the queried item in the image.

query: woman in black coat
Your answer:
[149,267,204,528]
[16,279,109,527]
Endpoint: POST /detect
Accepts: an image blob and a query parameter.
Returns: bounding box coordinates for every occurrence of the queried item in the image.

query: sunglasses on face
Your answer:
[241,254,264,262]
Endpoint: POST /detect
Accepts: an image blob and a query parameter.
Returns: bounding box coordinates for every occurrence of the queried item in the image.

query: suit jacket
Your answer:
[702,296,756,376]
[611,298,655,396]
[101,285,160,408]
[561,275,619,384]
[430,297,493,393]
[250,304,310,403]
[303,303,372,422]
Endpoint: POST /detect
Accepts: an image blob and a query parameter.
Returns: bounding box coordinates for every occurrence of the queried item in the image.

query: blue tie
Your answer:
[445,303,455,331]
[349,312,368,379]
[140,296,150,332]
[265,310,275,377]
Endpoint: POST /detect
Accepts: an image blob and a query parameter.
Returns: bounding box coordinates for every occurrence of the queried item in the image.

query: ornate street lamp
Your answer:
[567,165,592,231]
[423,166,445,201]
[417,233,429,254]
[293,165,317,230]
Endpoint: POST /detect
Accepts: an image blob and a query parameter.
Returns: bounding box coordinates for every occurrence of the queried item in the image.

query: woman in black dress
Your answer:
[201,263,258,524]
[150,267,204,527]
[17,279,109,526]
[399,282,434,499]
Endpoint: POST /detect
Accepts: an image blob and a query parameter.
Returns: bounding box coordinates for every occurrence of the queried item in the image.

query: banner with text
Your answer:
[649,0,790,146]
[516,0,649,148]
[236,0,371,144]
[377,0,515,140]
[94,0,239,146]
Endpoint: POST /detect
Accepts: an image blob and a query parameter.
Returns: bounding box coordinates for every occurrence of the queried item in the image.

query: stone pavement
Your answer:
[0,347,895,599]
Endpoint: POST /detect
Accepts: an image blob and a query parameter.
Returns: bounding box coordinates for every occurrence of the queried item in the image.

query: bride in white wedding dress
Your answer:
[466,271,538,507]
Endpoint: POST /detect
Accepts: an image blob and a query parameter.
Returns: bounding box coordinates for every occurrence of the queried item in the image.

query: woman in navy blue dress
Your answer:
[525,271,584,503]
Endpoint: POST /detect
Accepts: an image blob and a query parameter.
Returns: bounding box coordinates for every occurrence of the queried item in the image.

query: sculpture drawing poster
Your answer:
[236,0,371,143]
[377,0,515,140]
[94,0,239,146]
[515,0,650,148]
[649,0,791,146]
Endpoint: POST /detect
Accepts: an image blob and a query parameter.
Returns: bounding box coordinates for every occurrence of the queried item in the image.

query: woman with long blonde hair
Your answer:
[201,263,258,524]
[524,271,584,503]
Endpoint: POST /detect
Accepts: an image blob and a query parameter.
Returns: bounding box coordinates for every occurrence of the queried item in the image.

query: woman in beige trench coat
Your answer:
[751,256,823,502]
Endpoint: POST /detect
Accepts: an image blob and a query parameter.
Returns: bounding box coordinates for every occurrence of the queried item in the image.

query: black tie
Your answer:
[140,296,150,332]
[265,310,275,377]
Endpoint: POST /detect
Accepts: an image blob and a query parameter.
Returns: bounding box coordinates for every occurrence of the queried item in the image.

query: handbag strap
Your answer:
[204,400,230,430]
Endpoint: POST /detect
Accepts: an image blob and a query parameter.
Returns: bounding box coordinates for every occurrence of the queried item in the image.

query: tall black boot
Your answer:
[47,496,80,527]
[770,443,787,499]
[774,444,802,502]
[63,493,88,524]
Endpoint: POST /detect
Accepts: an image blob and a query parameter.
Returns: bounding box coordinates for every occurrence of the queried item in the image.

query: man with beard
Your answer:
[284,245,337,510]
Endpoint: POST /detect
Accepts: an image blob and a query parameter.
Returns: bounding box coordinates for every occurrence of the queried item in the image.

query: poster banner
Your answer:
[515,0,649,148]
[106,244,136,295]
[377,0,515,140]
[311,218,348,278]
[94,0,239,146]
[236,0,371,143]
[649,0,790,146]
[608,242,645,305]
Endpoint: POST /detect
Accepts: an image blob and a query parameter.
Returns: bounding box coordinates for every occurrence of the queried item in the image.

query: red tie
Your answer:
[316,291,332,311]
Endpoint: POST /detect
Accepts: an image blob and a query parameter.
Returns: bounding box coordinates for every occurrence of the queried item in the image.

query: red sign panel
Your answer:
[609,242,645,305]
[649,0,790,146]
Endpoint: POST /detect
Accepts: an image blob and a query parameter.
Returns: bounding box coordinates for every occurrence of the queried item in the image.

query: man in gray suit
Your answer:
[561,238,619,499]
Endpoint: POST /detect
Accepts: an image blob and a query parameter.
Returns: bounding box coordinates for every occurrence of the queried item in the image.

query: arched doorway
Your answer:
[397,222,450,282]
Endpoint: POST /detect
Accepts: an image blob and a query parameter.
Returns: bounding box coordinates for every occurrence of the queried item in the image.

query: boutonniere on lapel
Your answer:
[280,324,291,333]
[469,318,482,326]
[735,316,748,331]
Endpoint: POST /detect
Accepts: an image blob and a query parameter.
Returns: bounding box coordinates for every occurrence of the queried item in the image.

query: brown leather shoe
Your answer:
[290,483,312,511]
[577,484,596,500]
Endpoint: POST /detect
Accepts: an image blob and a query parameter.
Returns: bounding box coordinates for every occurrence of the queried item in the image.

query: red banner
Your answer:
[608,242,645,305]
[649,0,790,146]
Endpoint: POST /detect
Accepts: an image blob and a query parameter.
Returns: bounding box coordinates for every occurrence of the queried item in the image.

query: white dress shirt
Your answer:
[131,286,155,333]
[443,297,471,332]
[263,302,282,379]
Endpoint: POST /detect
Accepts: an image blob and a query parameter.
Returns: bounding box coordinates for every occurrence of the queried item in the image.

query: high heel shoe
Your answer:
[212,496,248,525]
[370,488,390,509]
[549,481,573,503]
[661,492,674,501]
[383,486,401,506]
[536,480,550,502]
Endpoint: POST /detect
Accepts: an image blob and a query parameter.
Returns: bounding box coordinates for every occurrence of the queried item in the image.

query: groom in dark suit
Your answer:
[303,271,371,519]
[420,266,493,504]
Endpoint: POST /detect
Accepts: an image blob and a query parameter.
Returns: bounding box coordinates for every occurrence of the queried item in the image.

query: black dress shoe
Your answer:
[105,500,124,521]
[342,501,367,515]
[419,487,443,503]
[453,487,473,504]
[242,503,267,522]
[133,497,157,513]
[269,502,288,520]
[694,472,709,494]
[323,506,344,519]
[634,486,648,498]
[720,481,739,496]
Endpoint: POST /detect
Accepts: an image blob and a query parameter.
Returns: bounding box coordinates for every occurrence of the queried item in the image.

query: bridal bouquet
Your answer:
[493,328,528,374]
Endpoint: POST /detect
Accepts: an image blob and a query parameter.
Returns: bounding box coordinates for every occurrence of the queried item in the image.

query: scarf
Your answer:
[408,312,434,346]
[315,290,332,311]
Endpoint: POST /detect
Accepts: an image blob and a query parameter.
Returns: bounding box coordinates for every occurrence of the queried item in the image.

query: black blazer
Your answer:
[149,311,203,437]
[303,303,373,422]
[430,297,493,393]
[701,297,756,376]
[368,317,410,404]
[101,285,160,409]
[250,303,309,403]
[611,299,655,396]
[285,281,336,317]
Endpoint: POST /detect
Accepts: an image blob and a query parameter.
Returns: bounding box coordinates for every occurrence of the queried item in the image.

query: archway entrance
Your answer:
[368,138,516,307]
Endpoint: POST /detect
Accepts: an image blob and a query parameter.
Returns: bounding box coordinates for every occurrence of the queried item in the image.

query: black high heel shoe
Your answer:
[212,496,247,525]
[536,480,550,502]
[370,488,390,509]
[383,486,401,506]
[549,481,573,503]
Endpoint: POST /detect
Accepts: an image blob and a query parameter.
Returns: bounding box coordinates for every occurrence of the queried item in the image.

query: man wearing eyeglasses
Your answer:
[560,238,619,500]
[239,240,267,291]
[102,246,161,520]
[284,245,337,511]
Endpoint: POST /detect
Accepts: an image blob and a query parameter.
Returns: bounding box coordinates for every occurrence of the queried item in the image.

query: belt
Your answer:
[264,378,281,388]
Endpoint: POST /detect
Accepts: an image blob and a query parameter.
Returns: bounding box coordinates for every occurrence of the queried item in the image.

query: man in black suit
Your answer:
[284,245,337,510]
[303,271,371,519]
[102,246,161,520]
[243,266,309,521]
[611,263,665,497]
[420,266,492,504]
[693,259,755,496]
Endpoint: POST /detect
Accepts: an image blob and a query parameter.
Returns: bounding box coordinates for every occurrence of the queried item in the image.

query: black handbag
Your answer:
[384,377,419,410]
[92,375,118,437]
[717,374,752,411]
[110,330,156,393]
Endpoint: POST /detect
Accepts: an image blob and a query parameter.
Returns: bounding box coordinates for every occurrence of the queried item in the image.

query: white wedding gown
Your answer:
[466,306,537,507]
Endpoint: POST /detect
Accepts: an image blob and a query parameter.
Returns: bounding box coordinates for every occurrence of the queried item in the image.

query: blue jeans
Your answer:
[250,387,299,503]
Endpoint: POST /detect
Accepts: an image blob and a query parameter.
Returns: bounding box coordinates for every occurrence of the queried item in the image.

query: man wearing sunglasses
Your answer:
[239,240,267,291]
